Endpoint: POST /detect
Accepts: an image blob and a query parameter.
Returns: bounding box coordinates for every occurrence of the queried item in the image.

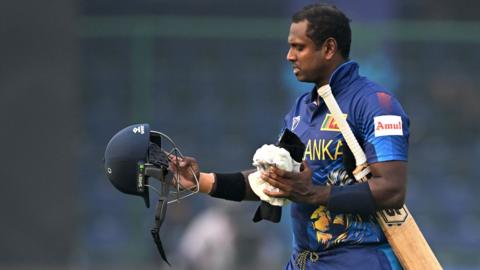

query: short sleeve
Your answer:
[357,92,410,163]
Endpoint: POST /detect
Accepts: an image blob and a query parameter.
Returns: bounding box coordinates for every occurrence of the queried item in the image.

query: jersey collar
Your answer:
[308,60,359,103]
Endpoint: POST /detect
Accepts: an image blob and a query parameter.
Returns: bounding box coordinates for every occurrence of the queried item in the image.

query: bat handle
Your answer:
[317,84,367,166]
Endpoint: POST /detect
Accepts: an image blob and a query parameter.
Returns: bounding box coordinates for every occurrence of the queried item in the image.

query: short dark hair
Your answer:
[292,4,351,58]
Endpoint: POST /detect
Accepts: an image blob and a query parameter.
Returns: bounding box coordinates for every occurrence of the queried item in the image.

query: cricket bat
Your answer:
[317,85,442,270]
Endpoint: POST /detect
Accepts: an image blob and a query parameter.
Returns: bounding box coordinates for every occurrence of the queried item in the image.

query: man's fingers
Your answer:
[263,188,287,198]
[169,156,193,168]
[270,166,295,178]
[301,160,311,172]
[167,162,176,171]
[261,172,289,191]
[168,159,190,174]
[167,154,180,162]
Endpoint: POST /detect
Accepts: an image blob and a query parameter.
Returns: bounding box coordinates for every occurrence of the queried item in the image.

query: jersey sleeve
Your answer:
[357,91,410,163]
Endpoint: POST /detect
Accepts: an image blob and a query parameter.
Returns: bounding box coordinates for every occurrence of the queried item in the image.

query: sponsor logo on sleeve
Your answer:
[374,115,403,137]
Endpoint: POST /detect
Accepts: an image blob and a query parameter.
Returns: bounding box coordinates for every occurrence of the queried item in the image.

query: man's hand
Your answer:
[168,156,201,190]
[168,155,216,194]
[261,161,330,205]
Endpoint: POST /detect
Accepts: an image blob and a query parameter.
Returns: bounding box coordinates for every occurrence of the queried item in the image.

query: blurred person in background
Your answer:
[177,202,236,270]
[169,4,408,270]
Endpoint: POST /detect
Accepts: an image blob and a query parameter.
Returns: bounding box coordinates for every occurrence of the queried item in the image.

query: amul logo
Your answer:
[374,115,403,137]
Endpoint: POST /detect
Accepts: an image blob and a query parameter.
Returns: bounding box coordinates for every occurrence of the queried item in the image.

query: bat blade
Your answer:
[317,85,442,270]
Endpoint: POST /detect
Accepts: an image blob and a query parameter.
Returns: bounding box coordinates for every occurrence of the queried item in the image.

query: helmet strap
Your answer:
[151,198,170,266]
[143,165,171,265]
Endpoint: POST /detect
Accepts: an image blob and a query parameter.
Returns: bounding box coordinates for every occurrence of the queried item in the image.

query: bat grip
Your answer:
[317,85,367,166]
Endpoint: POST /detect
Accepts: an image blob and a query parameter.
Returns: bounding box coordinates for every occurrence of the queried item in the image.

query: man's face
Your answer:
[286,20,326,84]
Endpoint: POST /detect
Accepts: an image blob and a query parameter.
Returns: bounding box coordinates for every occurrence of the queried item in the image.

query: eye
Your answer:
[296,45,305,52]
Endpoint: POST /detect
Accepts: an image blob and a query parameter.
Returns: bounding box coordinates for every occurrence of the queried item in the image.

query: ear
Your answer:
[323,37,337,60]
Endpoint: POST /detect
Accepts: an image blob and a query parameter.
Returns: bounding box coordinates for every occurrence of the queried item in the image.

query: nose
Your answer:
[286,48,295,62]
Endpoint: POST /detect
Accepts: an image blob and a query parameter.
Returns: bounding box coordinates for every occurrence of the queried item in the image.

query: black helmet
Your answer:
[104,123,196,265]
[104,123,153,207]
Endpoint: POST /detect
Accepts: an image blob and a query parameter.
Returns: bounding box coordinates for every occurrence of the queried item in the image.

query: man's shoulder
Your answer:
[351,78,401,106]
[355,78,392,97]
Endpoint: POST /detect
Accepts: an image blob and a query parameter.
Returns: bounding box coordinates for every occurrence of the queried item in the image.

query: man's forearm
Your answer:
[197,169,259,202]
[197,170,257,196]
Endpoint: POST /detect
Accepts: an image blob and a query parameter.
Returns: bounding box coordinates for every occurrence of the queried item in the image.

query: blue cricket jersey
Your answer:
[282,61,410,255]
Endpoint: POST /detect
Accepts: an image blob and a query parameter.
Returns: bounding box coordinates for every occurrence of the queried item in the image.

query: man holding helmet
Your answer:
[105,4,408,270]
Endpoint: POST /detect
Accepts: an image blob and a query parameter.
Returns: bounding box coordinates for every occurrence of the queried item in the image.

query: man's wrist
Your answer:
[209,172,246,201]
[310,185,331,205]
[327,182,377,214]
[198,172,215,193]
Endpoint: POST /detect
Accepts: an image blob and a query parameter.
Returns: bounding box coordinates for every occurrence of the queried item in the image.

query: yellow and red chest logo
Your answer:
[320,114,347,131]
